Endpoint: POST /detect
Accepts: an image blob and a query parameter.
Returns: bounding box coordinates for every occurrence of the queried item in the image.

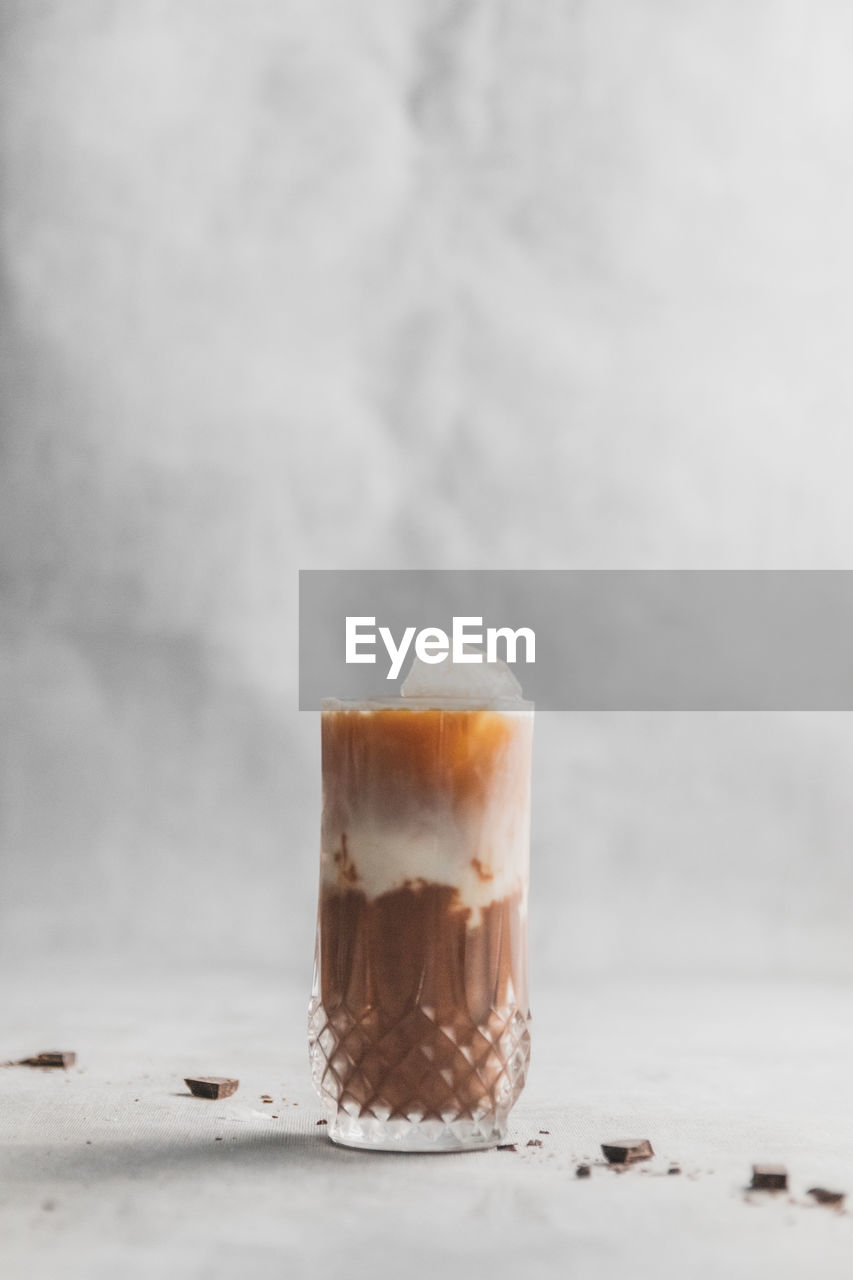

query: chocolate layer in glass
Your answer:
[308,696,533,1151]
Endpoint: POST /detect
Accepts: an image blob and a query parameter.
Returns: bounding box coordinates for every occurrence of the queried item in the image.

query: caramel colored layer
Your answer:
[322,705,532,832]
[316,882,529,1118]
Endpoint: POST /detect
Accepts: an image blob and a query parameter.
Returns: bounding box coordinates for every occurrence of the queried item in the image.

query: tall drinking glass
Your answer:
[308,695,534,1151]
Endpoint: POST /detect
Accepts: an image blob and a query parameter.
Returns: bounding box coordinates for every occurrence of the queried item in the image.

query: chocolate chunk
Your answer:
[18,1052,76,1069]
[185,1077,239,1100]
[750,1164,788,1191]
[667,1164,681,1176]
[601,1139,654,1165]
[316,1118,328,1125]
[576,1164,591,1178]
[807,1187,845,1206]
[497,1143,517,1152]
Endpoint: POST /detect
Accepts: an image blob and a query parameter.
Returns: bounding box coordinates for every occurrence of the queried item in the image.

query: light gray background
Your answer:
[3,0,853,982]
[3,5,853,1278]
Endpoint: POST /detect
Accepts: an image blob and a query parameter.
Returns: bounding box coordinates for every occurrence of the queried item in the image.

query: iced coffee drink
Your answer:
[309,662,533,1151]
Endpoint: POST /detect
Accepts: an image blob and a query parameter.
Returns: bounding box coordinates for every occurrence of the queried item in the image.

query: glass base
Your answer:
[326,1109,510,1152]
[309,996,530,1154]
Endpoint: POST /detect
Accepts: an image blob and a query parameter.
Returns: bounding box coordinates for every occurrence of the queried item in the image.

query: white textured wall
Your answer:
[3,1,853,981]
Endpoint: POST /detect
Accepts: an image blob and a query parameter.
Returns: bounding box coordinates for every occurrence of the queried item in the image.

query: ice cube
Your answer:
[401,649,523,700]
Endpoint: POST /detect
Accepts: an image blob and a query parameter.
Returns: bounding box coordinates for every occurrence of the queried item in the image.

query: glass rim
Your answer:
[320,695,535,713]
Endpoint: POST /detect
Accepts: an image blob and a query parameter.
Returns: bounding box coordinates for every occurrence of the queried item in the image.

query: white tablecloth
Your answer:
[2,967,851,1279]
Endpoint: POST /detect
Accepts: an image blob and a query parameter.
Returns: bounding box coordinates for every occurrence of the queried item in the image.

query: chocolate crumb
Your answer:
[601,1139,654,1165]
[539,1130,550,1135]
[751,1164,788,1191]
[316,1119,328,1126]
[576,1164,591,1178]
[526,1139,543,1148]
[807,1187,845,1207]
[18,1052,76,1069]
[185,1077,239,1100]
[497,1143,517,1152]
[668,1164,681,1176]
